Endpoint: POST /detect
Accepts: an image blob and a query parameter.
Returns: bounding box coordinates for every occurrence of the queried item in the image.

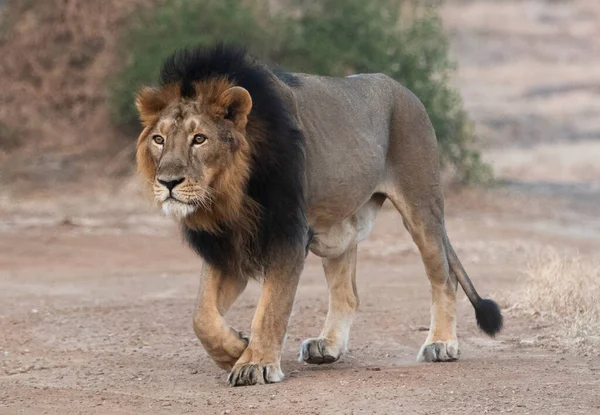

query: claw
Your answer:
[417,341,459,362]
[299,338,341,364]
[228,362,284,386]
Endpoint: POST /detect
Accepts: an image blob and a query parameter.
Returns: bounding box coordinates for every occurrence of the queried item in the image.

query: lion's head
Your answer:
[134,44,307,273]
[135,78,257,232]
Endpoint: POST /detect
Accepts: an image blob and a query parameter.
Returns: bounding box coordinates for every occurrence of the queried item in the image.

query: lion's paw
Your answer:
[227,362,284,386]
[417,340,459,362]
[208,330,249,371]
[299,338,342,364]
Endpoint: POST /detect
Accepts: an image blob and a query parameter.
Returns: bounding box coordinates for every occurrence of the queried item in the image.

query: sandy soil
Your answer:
[1,187,600,415]
[1,0,600,413]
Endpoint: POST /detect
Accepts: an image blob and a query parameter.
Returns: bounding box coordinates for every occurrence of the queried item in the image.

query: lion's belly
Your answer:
[309,194,385,258]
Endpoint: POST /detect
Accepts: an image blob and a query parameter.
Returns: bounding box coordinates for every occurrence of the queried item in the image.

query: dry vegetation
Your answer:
[0,0,160,189]
[516,250,600,352]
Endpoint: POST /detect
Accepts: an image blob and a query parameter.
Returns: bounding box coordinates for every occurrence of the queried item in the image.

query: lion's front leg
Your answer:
[228,249,304,386]
[193,263,249,371]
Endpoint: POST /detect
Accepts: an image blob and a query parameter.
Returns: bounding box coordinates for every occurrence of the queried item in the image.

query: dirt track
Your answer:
[2,0,600,413]
[1,187,600,414]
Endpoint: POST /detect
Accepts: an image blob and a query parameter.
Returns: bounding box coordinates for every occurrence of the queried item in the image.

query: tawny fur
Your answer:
[135,46,502,387]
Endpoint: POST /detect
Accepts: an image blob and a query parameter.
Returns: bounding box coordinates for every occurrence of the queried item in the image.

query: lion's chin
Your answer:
[161,199,196,220]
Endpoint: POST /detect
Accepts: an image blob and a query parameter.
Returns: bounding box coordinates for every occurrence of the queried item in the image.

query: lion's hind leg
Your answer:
[387,178,502,362]
[299,244,359,364]
[410,214,460,362]
[388,190,460,362]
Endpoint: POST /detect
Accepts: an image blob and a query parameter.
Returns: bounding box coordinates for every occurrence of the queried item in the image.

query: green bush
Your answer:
[110,0,491,183]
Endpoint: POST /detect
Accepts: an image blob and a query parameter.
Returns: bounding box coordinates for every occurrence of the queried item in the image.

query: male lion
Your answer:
[135,44,502,386]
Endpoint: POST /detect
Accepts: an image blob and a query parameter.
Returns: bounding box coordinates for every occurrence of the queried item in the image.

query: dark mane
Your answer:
[160,43,307,275]
[272,68,302,88]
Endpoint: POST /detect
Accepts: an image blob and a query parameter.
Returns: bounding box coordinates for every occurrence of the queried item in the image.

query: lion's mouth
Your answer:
[161,197,196,219]
[165,195,183,203]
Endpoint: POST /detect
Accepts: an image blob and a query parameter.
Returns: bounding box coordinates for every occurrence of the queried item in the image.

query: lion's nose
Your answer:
[158,177,185,191]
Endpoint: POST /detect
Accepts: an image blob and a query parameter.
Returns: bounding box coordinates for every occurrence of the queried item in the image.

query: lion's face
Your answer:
[145,101,242,219]
[135,81,253,225]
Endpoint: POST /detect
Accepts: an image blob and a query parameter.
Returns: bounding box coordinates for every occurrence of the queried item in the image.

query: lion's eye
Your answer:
[192,133,208,145]
[152,135,164,145]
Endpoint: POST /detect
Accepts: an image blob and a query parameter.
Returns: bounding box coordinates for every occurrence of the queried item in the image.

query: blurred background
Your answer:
[1,0,599,413]
[1,0,599,209]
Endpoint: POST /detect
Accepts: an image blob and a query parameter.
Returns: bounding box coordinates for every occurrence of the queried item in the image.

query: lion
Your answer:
[134,43,503,386]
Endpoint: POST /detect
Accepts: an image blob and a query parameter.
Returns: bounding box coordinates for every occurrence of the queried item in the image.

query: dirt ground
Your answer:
[1,0,600,414]
[1,188,600,415]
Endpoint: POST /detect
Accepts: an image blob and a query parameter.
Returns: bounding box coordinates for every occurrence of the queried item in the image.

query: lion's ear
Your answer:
[135,87,165,126]
[217,86,252,129]
[135,85,180,126]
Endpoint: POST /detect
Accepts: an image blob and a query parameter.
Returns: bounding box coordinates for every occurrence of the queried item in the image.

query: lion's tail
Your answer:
[445,239,503,337]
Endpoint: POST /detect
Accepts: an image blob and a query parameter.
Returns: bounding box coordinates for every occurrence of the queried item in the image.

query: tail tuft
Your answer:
[475,299,503,336]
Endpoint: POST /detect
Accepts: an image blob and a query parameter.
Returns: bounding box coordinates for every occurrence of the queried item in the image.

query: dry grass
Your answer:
[518,250,600,351]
